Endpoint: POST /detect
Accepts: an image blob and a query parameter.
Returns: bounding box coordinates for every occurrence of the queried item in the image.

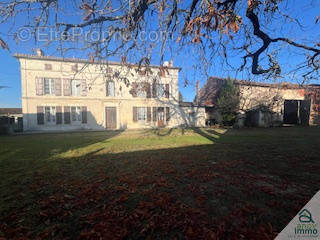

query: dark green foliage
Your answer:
[216,78,240,125]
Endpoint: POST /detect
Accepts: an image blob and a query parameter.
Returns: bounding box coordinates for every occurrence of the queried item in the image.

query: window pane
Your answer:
[45,107,50,121]
[44,79,50,94]
[137,83,146,97]
[77,107,81,121]
[50,79,55,94]
[107,81,115,96]
[71,107,76,121]
[71,80,81,96]
[137,107,146,121]
[51,107,56,122]
[157,84,165,97]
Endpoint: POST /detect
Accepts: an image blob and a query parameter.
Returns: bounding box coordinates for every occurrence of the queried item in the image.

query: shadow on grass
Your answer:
[1,127,320,239]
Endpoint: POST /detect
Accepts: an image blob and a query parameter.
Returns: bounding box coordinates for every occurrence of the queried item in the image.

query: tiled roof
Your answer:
[0,108,22,115]
[197,76,320,107]
[13,54,181,70]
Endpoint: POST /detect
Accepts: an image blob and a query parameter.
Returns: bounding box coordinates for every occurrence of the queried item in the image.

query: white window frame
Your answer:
[71,106,82,123]
[137,107,147,121]
[44,78,55,95]
[106,81,115,97]
[157,84,166,98]
[71,79,81,96]
[44,106,56,124]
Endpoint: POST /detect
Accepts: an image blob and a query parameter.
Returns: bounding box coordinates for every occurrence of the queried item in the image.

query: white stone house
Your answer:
[14,53,205,131]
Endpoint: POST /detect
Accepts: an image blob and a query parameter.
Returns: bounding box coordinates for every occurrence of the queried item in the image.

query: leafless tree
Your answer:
[0,0,319,83]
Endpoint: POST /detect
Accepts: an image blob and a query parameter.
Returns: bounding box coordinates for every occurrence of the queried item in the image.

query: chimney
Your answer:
[36,48,44,57]
[169,59,173,67]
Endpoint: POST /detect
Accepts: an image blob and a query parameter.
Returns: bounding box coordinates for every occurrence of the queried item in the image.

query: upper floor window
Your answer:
[156,84,166,98]
[71,106,82,122]
[71,79,81,96]
[137,83,147,98]
[45,106,56,123]
[106,81,115,97]
[44,78,55,95]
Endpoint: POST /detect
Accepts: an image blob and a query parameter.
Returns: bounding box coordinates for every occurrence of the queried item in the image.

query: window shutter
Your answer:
[82,106,87,124]
[146,83,151,98]
[36,78,44,96]
[64,106,71,124]
[63,79,71,96]
[129,82,138,97]
[147,107,151,122]
[37,106,44,125]
[56,106,62,124]
[133,107,137,122]
[55,78,62,96]
[81,79,87,96]
[165,84,169,98]
[166,107,170,122]
[152,107,157,122]
[152,80,157,98]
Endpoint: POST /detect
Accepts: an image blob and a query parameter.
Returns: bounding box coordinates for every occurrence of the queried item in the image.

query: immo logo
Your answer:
[275,191,320,240]
[294,209,318,236]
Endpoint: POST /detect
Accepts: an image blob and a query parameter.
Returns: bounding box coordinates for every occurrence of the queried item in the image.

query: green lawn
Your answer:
[0,127,319,239]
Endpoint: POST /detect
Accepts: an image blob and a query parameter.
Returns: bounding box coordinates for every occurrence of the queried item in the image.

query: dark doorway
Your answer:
[105,107,117,129]
[284,100,310,125]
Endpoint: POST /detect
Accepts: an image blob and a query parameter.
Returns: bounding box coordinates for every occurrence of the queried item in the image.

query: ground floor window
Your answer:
[71,106,82,122]
[137,107,147,121]
[44,106,56,123]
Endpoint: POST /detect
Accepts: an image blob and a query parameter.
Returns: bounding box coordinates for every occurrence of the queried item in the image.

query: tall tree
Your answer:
[0,0,319,81]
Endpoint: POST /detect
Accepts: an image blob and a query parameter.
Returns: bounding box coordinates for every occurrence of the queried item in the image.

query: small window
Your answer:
[137,107,147,121]
[44,78,55,95]
[71,106,82,122]
[45,64,52,70]
[106,81,115,97]
[71,64,78,72]
[44,106,56,123]
[156,84,165,98]
[71,80,81,96]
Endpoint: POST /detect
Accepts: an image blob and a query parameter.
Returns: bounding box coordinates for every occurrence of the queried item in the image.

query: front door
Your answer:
[157,107,165,127]
[105,107,117,129]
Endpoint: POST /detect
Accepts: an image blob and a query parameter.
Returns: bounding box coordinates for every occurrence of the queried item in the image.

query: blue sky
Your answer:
[0,0,319,107]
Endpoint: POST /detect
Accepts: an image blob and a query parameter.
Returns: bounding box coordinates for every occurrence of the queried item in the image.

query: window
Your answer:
[44,78,55,95]
[71,106,82,122]
[156,84,165,98]
[137,84,147,98]
[45,64,52,70]
[137,107,147,121]
[71,80,81,96]
[106,81,115,96]
[44,106,56,123]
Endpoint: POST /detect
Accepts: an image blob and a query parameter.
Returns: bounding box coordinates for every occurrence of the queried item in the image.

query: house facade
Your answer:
[15,53,205,131]
[197,77,320,126]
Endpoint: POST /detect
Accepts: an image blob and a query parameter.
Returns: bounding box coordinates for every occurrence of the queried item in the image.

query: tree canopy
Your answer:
[0,0,319,82]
